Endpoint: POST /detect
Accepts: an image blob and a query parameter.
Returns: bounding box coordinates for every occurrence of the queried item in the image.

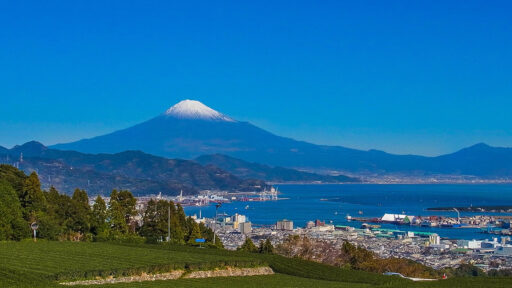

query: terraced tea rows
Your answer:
[2,241,512,288]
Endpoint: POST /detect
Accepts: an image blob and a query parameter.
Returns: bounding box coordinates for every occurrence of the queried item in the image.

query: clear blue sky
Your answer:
[1,1,511,156]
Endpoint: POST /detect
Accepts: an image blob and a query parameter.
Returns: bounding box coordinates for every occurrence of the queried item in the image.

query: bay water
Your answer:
[185,184,512,240]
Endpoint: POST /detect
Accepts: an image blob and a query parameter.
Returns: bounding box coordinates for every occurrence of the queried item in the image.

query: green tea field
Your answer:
[1,241,511,288]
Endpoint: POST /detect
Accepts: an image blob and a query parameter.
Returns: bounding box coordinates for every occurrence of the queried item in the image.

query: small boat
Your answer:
[358,210,363,215]
[245,205,249,210]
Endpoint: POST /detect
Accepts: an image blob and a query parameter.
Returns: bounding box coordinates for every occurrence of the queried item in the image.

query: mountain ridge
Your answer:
[0,141,268,195]
[195,154,360,183]
[50,100,512,178]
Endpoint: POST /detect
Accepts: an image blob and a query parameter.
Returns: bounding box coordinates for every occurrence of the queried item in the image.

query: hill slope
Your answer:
[0,141,267,195]
[196,154,359,183]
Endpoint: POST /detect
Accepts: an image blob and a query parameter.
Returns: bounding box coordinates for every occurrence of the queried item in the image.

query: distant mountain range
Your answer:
[0,141,268,196]
[196,154,359,183]
[50,100,512,179]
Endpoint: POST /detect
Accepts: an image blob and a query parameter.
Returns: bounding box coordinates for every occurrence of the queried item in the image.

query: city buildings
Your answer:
[276,219,293,231]
[240,222,252,235]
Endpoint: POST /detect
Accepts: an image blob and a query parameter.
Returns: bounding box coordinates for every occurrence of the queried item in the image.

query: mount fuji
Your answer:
[51,100,512,177]
[53,99,313,161]
[164,100,235,122]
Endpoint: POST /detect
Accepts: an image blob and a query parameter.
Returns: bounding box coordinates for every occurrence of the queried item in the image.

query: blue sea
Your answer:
[184,184,512,240]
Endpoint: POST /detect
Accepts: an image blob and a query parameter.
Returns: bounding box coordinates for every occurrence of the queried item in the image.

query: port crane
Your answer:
[453,208,460,224]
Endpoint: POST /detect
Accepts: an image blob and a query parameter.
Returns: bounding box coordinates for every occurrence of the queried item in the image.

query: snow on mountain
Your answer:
[165,100,235,122]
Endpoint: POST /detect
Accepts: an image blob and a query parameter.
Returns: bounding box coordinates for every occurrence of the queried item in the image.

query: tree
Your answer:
[72,188,89,205]
[70,189,91,234]
[185,217,197,242]
[339,241,374,269]
[155,200,171,237]
[213,234,224,249]
[454,263,485,277]
[0,180,29,240]
[258,240,265,253]
[44,186,61,215]
[139,200,178,242]
[108,201,129,235]
[259,239,274,254]
[109,190,137,233]
[187,220,202,245]
[0,164,27,198]
[169,214,184,244]
[91,196,109,239]
[199,222,214,242]
[176,204,187,231]
[108,190,128,235]
[36,211,62,240]
[42,186,69,239]
[238,237,257,252]
[21,172,46,219]
[139,199,159,239]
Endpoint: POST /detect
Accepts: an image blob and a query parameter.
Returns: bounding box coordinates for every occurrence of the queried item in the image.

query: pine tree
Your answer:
[44,186,60,215]
[199,222,214,243]
[155,200,171,237]
[108,190,129,235]
[0,164,28,198]
[213,234,224,249]
[36,211,61,240]
[21,172,46,219]
[72,188,89,205]
[107,189,137,234]
[238,237,257,252]
[187,221,202,245]
[169,214,184,243]
[71,189,90,234]
[185,217,196,242]
[91,196,109,239]
[176,204,187,232]
[262,239,274,254]
[0,180,29,240]
[111,190,137,232]
[258,240,265,253]
[140,199,159,239]
[42,186,68,239]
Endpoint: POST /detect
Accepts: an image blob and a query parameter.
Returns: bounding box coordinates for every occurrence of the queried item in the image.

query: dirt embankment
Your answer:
[60,267,273,286]
[184,267,274,278]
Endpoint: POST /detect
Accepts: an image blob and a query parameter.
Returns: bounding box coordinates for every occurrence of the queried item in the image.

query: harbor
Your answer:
[347,213,512,234]
[206,212,512,271]
[183,184,512,240]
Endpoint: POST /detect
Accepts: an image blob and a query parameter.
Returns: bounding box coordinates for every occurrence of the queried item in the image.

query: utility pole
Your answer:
[167,202,171,242]
[214,203,222,246]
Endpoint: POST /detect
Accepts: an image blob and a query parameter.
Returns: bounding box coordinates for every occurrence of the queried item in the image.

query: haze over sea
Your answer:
[185,184,512,240]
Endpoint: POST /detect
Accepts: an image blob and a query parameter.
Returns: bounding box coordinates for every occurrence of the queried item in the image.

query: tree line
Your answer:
[0,164,222,247]
[237,237,274,254]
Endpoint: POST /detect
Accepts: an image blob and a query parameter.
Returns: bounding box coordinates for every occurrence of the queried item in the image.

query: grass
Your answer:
[0,241,259,287]
[1,241,512,287]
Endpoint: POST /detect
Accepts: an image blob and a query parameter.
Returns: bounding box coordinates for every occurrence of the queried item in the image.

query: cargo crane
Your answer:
[453,208,460,224]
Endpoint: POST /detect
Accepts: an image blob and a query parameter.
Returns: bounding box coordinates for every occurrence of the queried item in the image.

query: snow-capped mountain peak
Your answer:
[165,100,234,121]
